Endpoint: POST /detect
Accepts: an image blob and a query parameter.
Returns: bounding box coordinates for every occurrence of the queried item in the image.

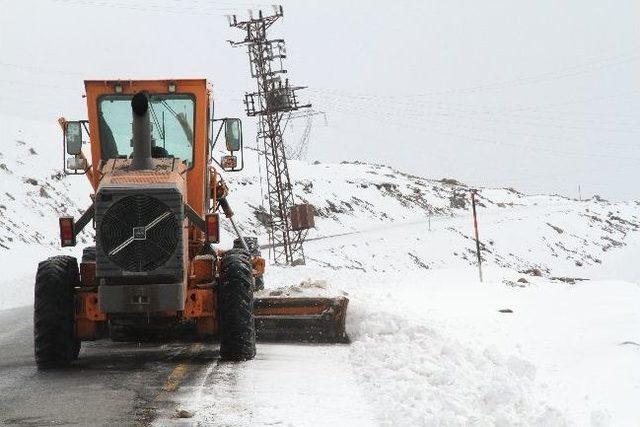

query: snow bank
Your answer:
[344,269,640,426]
[349,309,563,426]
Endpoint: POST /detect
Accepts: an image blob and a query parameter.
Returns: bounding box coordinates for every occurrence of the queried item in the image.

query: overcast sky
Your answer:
[1,0,639,199]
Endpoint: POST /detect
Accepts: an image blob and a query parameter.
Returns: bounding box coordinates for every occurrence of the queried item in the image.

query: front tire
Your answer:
[233,237,264,291]
[219,249,256,361]
[34,256,80,368]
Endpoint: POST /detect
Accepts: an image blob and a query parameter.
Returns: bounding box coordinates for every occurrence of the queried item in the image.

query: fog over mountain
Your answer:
[1,0,639,199]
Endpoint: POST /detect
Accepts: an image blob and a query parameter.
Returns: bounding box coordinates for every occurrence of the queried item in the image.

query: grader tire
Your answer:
[219,249,256,361]
[34,256,81,368]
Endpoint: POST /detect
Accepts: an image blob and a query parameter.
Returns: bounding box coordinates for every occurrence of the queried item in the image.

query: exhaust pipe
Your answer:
[130,92,154,170]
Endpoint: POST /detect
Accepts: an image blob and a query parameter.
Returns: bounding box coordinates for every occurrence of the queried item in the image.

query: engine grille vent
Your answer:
[99,194,179,272]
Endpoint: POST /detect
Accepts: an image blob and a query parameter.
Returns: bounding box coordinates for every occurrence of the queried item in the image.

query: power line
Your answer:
[308,86,640,119]
[321,102,640,163]
[283,109,327,160]
[46,0,272,16]
[307,88,640,152]
[308,47,640,101]
[309,90,640,135]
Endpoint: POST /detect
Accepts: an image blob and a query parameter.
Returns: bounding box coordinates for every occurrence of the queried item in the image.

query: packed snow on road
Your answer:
[1,113,639,426]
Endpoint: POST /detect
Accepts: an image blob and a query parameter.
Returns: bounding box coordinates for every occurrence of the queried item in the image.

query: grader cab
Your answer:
[33,79,348,368]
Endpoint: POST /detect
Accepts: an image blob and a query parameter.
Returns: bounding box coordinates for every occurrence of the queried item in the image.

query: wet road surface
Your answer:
[0,306,215,426]
[0,307,374,427]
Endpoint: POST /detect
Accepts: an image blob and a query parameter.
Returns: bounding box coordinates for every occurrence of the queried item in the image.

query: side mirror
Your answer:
[61,119,87,175]
[65,121,82,155]
[224,118,242,152]
[211,118,244,172]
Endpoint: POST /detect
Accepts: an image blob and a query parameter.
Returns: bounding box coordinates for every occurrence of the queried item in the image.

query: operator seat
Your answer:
[151,145,171,158]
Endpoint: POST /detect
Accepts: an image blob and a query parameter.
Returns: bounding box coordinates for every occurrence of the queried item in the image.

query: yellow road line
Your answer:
[157,343,203,397]
[162,363,189,392]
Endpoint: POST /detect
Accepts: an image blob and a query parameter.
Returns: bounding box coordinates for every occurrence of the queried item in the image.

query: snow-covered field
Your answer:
[2,113,639,425]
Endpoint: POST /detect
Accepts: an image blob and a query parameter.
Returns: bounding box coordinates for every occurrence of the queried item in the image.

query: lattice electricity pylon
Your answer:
[229,6,313,265]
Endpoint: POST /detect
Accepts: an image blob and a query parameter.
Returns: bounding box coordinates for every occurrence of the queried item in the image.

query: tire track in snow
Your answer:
[188,344,376,426]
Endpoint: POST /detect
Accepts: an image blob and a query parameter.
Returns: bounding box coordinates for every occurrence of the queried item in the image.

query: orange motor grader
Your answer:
[34,79,348,368]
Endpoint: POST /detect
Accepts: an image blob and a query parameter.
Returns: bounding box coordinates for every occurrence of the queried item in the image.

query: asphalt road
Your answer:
[0,306,216,426]
[0,307,371,427]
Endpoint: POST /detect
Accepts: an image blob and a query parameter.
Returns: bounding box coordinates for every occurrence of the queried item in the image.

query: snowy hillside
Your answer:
[0,114,92,308]
[224,158,640,282]
[2,114,639,425]
[0,114,91,250]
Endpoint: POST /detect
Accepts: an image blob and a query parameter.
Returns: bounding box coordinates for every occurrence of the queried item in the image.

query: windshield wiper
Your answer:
[147,100,166,145]
[161,99,193,146]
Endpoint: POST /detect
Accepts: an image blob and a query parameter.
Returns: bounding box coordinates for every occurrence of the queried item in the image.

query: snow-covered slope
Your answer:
[224,158,640,282]
[0,114,92,308]
[0,114,91,250]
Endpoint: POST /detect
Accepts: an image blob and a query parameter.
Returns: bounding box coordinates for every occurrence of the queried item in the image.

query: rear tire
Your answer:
[34,256,81,368]
[219,249,256,361]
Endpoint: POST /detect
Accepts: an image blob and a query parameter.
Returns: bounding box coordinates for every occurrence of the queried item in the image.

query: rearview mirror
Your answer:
[224,119,242,152]
[211,117,244,172]
[65,121,82,155]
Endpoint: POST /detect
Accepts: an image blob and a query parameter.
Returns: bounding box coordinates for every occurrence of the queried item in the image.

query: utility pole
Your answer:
[229,6,314,265]
[471,190,483,283]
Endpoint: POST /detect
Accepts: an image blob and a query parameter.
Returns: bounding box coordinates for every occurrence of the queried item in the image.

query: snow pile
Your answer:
[349,310,562,426]
[255,278,349,299]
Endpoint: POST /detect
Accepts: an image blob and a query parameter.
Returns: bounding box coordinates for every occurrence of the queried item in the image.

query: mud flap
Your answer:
[253,296,349,343]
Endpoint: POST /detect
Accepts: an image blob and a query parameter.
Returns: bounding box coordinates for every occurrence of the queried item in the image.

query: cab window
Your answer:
[98,94,195,167]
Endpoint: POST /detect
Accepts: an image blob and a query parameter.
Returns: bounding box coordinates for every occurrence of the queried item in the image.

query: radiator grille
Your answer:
[99,194,179,272]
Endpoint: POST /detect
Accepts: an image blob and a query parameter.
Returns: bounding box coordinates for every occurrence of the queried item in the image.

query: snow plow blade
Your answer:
[253,296,349,343]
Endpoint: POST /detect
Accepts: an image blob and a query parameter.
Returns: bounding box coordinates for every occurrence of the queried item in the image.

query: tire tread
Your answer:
[34,255,80,368]
[219,249,256,361]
